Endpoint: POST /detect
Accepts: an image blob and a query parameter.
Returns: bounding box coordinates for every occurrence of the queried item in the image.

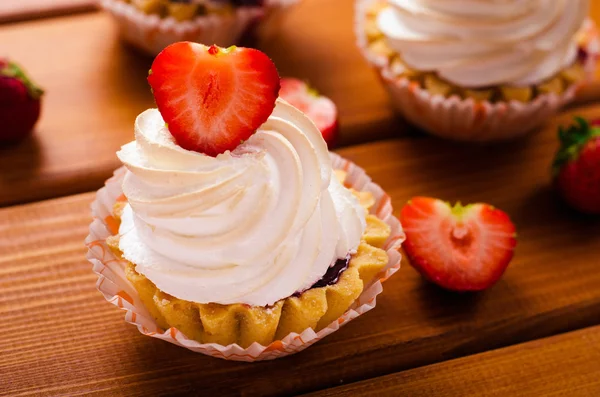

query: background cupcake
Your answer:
[101,0,298,56]
[356,0,599,141]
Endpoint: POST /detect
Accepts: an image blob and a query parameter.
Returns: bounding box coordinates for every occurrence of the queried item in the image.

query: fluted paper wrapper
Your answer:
[355,0,600,141]
[101,0,298,56]
[86,153,404,361]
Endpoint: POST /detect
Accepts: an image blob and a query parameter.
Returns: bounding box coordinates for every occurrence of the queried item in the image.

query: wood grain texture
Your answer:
[0,13,153,208]
[1,0,600,207]
[2,104,600,396]
[0,0,97,24]
[307,326,600,397]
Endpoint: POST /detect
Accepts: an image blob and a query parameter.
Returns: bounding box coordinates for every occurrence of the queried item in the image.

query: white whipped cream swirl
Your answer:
[378,0,589,87]
[117,99,366,307]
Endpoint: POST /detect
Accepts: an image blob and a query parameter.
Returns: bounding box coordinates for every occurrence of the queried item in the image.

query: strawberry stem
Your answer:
[451,202,473,218]
[306,83,320,98]
[552,117,600,176]
[0,61,44,100]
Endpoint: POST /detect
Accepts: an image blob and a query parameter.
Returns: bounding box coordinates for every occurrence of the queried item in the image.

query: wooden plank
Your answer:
[2,104,600,396]
[1,0,600,207]
[0,13,152,208]
[308,326,600,397]
[0,0,97,24]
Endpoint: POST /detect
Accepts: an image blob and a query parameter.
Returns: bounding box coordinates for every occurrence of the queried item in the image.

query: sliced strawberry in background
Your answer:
[148,42,280,156]
[279,78,338,148]
[400,197,517,292]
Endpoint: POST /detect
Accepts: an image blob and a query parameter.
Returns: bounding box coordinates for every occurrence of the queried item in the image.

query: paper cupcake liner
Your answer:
[101,0,296,56]
[86,154,405,361]
[355,0,600,142]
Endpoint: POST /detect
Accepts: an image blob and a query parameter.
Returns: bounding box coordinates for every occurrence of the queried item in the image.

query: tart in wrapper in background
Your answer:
[86,153,404,361]
[355,0,600,142]
[101,0,299,56]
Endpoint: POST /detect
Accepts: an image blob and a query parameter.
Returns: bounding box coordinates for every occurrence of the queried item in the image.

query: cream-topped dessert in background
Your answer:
[100,0,298,56]
[356,0,599,141]
[378,0,589,88]
[116,99,366,307]
[103,42,393,348]
[361,0,595,102]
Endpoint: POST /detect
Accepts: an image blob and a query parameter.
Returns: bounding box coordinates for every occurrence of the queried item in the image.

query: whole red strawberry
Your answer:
[552,117,600,214]
[400,197,517,292]
[0,59,44,144]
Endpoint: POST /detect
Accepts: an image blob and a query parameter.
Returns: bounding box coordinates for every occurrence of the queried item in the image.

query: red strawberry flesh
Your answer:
[148,42,280,156]
[400,197,517,292]
[279,78,338,148]
[0,76,29,104]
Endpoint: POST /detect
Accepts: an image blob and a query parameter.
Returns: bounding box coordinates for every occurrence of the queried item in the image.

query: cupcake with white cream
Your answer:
[95,42,402,354]
[356,0,599,141]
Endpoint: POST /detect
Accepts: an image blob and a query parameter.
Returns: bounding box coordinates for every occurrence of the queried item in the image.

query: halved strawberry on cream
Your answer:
[148,43,280,156]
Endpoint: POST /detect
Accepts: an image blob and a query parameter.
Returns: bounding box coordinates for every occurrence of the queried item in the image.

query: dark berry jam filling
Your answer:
[293,255,351,297]
[578,47,590,63]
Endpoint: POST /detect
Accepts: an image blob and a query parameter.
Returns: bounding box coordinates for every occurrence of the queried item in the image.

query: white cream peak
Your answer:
[378,0,589,87]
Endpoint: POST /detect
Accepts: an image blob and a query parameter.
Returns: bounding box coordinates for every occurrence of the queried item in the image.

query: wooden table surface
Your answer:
[308,325,600,397]
[3,104,600,395]
[0,0,96,24]
[2,1,600,396]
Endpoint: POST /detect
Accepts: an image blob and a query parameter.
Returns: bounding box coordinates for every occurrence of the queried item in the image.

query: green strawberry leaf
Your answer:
[306,83,320,98]
[552,117,600,176]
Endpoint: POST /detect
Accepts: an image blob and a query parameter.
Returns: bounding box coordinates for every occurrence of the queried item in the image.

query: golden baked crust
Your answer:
[363,0,590,103]
[123,0,238,21]
[106,170,391,347]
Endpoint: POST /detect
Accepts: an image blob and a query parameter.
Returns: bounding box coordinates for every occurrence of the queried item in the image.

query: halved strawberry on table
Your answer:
[148,42,280,156]
[400,197,517,292]
[279,78,338,148]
